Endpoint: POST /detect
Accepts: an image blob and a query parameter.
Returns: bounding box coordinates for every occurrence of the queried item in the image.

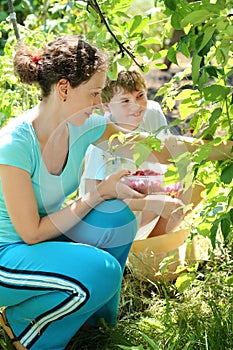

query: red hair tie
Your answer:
[33,56,40,64]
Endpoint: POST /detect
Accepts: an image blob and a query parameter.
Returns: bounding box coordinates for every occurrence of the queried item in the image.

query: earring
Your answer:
[63,98,66,102]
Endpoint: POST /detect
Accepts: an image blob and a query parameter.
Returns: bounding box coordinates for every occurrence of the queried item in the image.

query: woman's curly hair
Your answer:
[14,36,108,98]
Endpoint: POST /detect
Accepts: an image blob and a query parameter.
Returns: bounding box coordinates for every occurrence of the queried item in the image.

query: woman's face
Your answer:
[108,87,147,130]
[67,70,106,126]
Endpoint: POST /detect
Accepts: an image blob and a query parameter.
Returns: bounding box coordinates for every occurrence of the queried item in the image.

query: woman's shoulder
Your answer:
[0,114,35,151]
[0,114,37,173]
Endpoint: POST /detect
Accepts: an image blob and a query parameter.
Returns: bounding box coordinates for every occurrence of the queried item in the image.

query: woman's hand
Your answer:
[97,169,145,200]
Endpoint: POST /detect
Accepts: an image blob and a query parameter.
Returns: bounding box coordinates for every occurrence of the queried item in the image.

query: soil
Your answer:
[144,53,192,135]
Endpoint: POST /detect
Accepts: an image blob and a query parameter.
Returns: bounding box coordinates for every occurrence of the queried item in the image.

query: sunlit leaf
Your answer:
[175,272,196,293]
[179,99,198,119]
[133,143,152,168]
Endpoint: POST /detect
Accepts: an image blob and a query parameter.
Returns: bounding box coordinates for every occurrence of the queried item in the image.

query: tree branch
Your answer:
[87,0,145,70]
[7,0,20,41]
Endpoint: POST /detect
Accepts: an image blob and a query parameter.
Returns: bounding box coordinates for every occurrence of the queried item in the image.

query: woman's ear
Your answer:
[57,79,69,102]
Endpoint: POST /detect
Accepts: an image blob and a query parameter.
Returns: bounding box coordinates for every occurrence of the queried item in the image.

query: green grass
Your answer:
[1,249,233,350]
[67,248,233,350]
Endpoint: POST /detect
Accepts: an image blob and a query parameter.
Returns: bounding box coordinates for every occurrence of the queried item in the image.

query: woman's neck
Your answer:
[32,100,67,144]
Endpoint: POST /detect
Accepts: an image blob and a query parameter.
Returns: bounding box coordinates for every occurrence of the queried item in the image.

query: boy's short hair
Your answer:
[102,69,147,103]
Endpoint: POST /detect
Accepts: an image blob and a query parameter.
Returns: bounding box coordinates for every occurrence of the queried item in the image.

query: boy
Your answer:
[79,69,187,238]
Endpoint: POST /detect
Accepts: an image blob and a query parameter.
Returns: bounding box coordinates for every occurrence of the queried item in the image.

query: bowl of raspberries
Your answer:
[121,169,182,197]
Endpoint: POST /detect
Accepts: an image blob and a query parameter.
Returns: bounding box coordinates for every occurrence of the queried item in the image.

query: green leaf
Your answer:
[118,346,145,350]
[220,163,233,184]
[198,38,212,57]
[181,10,211,27]
[176,89,194,100]
[177,41,190,58]
[220,217,231,240]
[197,70,209,90]
[226,24,233,37]
[171,12,184,30]
[205,66,219,78]
[210,223,218,248]
[133,136,161,168]
[216,0,227,10]
[165,0,177,11]
[193,145,212,164]
[137,45,146,54]
[165,165,180,183]
[197,26,215,53]
[143,38,161,45]
[166,45,178,65]
[195,33,204,51]
[108,61,118,80]
[191,53,202,85]
[229,208,233,224]
[108,132,126,150]
[141,333,159,349]
[175,154,192,179]
[129,15,142,35]
[179,98,198,119]
[225,275,233,285]
[153,49,168,60]
[209,108,222,125]
[216,16,229,31]
[203,84,231,102]
[133,143,152,169]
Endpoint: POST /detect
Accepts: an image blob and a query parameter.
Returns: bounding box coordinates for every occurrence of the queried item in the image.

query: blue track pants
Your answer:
[0,199,137,349]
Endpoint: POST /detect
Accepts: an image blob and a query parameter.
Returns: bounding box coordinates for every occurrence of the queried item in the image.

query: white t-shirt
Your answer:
[79,100,169,196]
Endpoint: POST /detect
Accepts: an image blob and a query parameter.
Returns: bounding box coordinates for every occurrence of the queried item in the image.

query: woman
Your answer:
[0,36,184,350]
[0,36,138,350]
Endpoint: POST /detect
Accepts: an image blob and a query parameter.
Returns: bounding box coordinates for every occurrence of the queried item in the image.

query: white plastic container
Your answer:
[121,175,182,197]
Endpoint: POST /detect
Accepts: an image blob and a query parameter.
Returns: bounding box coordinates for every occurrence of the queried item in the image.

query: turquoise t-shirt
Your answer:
[0,112,106,244]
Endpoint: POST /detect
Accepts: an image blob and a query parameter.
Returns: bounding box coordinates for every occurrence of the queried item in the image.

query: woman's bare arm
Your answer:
[96,120,233,162]
[165,135,233,161]
[95,120,171,163]
[0,165,143,245]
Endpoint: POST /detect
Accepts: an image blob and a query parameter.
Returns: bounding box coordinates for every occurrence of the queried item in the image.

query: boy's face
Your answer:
[108,87,147,130]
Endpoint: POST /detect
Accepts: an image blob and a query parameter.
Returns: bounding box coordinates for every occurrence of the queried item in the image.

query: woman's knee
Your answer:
[86,199,137,229]
[64,200,138,247]
[93,200,138,247]
[74,246,122,301]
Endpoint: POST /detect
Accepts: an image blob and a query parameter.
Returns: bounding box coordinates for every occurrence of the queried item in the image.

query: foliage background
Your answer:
[0,0,233,251]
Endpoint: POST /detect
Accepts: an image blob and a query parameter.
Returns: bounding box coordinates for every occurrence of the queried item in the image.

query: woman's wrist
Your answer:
[81,187,105,209]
